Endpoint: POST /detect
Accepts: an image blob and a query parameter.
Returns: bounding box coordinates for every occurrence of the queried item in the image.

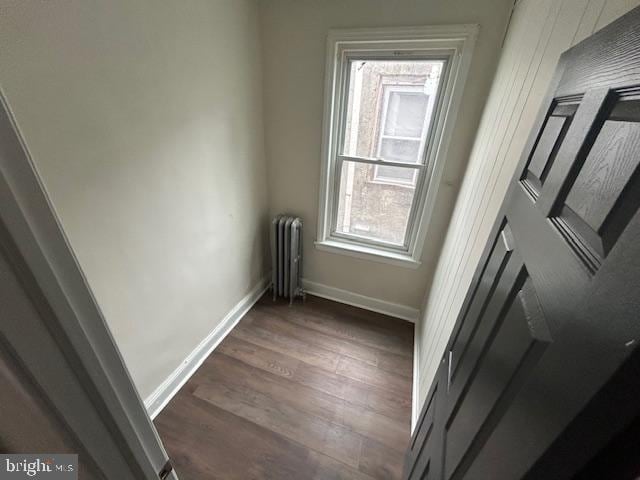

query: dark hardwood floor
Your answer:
[155,294,414,480]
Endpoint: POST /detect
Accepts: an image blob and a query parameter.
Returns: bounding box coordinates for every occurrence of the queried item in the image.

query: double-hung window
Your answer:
[316,26,478,267]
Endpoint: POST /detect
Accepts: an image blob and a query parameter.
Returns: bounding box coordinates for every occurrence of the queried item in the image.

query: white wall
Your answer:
[0,0,269,400]
[259,0,514,311]
[416,0,640,418]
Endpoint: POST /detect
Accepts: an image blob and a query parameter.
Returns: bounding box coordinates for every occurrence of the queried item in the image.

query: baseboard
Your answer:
[301,278,419,323]
[144,275,270,419]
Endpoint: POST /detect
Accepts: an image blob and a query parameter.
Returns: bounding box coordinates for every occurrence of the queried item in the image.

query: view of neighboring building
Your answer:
[337,60,443,245]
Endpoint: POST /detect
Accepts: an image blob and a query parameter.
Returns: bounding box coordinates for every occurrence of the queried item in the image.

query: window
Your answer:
[337,61,444,245]
[317,26,478,267]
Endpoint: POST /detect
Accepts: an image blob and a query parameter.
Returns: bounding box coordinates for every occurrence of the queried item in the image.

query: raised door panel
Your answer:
[447,224,514,381]
[521,101,578,199]
[446,224,523,412]
[549,93,640,272]
[443,265,552,479]
[440,219,554,480]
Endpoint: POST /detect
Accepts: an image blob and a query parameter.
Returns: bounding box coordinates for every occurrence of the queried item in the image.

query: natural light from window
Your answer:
[336,60,444,245]
[317,26,477,267]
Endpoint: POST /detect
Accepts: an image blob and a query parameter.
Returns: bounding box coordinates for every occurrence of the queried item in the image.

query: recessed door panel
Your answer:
[447,233,524,407]
[444,274,551,480]
[521,101,578,199]
[448,223,513,380]
[551,95,640,272]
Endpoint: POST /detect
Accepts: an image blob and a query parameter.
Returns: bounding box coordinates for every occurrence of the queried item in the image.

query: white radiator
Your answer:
[271,215,304,304]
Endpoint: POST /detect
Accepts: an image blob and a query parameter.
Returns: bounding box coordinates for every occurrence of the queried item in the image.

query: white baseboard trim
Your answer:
[144,275,270,419]
[301,278,419,323]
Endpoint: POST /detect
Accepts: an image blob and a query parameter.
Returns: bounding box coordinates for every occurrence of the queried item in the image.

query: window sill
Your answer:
[314,239,422,269]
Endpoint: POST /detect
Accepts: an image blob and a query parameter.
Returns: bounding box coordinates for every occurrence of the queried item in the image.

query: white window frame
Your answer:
[316,25,479,268]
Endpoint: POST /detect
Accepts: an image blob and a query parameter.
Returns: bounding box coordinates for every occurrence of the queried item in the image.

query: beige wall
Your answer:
[416,0,640,418]
[0,0,269,399]
[259,0,514,310]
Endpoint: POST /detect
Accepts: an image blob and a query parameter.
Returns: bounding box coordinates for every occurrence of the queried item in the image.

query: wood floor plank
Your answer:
[217,335,300,379]
[294,362,412,423]
[231,322,341,372]
[336,356,412,397]
[252,310,415,379]
[248,312,379,366]
[359,437,405,480]
[157,392,375,480]
[307,450,378,480]
[301,295,414,330]
[376,350,414,379]
[193,353,338,423]
[158,392,309,480]
[255,294,414,341]
[335,400,411,453]
[193,382,363,468]
[216,335,413,421]
[255,297,413,357]
[155,295,413,479]
[193,353,410,451]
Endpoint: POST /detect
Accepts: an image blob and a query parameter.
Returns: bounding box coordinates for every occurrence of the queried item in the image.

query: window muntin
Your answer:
[334,59,445,247]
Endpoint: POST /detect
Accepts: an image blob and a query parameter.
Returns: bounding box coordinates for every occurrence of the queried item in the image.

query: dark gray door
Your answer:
[406,6,640,480]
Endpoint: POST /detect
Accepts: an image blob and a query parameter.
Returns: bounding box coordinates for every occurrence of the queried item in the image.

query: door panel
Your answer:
[537,88,612,217]
[521,101,578,198]
[446,227,525,413]
[406,6,640,480]
[448,224,514,381]
[444,270,552,480]
[552,94,640,265]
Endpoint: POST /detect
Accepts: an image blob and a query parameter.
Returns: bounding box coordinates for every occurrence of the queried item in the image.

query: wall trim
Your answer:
[145,275,271,419]
[302,278,419,323]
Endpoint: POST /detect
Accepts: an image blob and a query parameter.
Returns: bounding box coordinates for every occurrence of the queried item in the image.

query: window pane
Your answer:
[342,59,444,164]
[384,91,429,137]
[379,138,421,163]
[375,165,416,184]
[336,160,416,245]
